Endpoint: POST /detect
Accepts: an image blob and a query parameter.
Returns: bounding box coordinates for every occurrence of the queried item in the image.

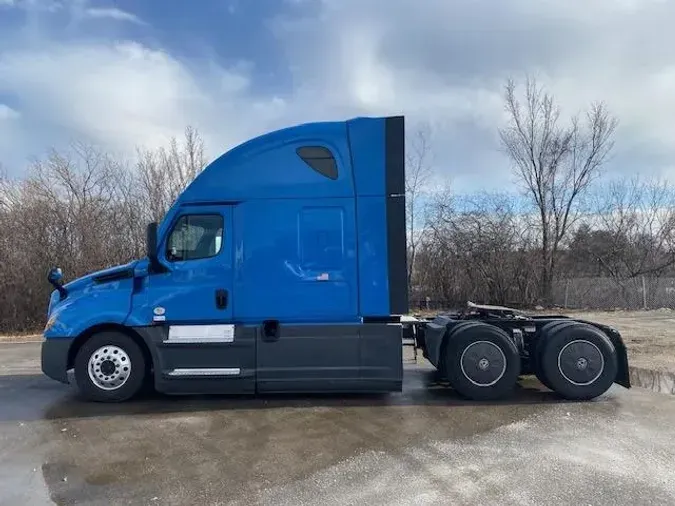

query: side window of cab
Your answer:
[166,214,223,261]
[296,146,338,180]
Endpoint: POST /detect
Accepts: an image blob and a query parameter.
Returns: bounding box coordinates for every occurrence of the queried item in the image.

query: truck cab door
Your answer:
[133,205,255,395]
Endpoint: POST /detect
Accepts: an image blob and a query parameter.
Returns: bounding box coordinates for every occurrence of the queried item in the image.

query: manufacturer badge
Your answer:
[153,306,166,322]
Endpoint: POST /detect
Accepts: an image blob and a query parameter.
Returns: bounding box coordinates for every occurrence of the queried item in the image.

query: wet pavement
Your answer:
[1,342,675,505]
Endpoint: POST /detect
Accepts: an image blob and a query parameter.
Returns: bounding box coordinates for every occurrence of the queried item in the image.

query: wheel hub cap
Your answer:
[558,340,604,386]
[88,345,131,391]
[460,341,507,387]
[100,360,116,376]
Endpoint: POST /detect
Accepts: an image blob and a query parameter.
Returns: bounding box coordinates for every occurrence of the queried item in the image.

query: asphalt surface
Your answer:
[1,342,675,506]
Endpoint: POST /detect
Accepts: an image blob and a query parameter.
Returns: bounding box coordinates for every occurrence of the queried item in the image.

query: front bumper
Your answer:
[41,337,74,384]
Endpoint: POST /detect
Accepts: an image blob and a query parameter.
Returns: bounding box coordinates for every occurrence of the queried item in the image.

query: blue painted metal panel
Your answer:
[345,116,395,316]
[346,117,386,197]
[44,277,134,338]
[54,261,137,304]
[157,122,354,247]
[233,198,359,322]
[178,125,350,198]
[131,205,234,325]
[354,195,390,316]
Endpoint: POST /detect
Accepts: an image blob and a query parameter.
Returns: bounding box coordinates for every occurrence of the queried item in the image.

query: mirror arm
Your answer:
[148,255,167,274]
[50,279,68,301]
[146,222,169,274]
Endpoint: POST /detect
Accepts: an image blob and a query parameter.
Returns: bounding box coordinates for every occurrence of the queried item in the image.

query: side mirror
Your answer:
[47,267,68,300]
[146,222,162,272]
[47,267,63,284]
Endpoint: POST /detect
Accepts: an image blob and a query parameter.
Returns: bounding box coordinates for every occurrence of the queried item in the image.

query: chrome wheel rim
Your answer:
[87,345,131,391]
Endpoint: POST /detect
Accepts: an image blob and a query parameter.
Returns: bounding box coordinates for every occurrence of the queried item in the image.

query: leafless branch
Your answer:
[498,76,617,303]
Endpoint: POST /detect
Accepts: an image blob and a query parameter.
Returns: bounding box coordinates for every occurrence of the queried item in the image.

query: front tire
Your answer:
[444,323,521,401]
[74,331,146,402]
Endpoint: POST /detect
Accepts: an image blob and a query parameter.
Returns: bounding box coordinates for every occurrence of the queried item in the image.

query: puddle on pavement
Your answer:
[38,370,623,504]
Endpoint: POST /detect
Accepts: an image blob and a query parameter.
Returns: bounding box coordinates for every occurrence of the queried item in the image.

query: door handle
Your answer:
[215,289,228,309]
[262,320,279,341]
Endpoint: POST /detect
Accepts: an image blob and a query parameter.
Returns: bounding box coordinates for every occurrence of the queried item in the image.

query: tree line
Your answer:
[407,78,675,310]
[1,77,674,332]
[0,127,207,332]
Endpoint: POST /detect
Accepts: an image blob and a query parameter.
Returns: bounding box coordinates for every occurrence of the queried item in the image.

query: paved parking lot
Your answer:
[1,342,675,505]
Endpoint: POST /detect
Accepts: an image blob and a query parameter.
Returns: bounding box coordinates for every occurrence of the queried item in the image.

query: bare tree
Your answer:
[0,127,209,332]
[591,176,675,279]
[418,190,539,308]
[499,76,618,303]
[0,166,15,213]
[405,122,434,288]
[136,126,207,223]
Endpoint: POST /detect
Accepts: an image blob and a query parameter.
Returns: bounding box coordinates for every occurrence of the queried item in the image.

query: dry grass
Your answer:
[566,309,675,373]
[0,333,42,343]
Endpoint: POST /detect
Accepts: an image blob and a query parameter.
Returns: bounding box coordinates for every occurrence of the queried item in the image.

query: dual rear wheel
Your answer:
[443,321,618,401]
[443,322,521,401]
[534,321,618,400]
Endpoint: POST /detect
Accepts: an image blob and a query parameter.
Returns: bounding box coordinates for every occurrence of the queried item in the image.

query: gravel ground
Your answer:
[2,343,675,505]
[567,310,675,374]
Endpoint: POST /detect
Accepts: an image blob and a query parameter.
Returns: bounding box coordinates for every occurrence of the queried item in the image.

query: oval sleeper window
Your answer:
[297,146,338,180]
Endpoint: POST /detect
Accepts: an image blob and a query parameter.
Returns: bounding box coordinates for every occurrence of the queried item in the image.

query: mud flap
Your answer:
[581,320,631,389]
[609,333,631,388]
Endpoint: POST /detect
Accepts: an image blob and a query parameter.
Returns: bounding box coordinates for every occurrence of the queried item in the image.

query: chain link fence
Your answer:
[410,276,675,312]
[551,276,675,310]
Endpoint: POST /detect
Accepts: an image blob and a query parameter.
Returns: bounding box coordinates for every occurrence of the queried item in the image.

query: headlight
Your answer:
[44,314,57,331]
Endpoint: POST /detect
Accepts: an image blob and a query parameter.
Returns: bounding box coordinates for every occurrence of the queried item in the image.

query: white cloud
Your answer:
[0,39,288,170]
[2,0,675,194]
[269,0,675,189]
[0,1,141,21]
[3,0,62,12]
[0,105,21,120]
[84,7,144,25]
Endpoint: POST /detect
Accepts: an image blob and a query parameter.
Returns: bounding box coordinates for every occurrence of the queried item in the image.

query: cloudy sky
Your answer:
[0,0,673,192]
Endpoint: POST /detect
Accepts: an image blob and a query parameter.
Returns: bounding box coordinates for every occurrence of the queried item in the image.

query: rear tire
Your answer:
[444,323,521,401]
[539,322,617,400]
[534,320,570,391]
[74,331,147,402]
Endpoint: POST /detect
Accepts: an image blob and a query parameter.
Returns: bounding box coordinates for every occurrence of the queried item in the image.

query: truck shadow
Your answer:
[0,370,609,423]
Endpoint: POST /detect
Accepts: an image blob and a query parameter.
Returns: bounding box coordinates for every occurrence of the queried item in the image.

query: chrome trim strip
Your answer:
[162,338,233,344]
[167,368,241,377]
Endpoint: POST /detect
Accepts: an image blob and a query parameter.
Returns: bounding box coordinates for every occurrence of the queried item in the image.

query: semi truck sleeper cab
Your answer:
[40,115,631,402]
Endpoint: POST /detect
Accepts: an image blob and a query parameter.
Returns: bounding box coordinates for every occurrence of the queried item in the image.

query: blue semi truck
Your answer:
[40,115,631,402]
